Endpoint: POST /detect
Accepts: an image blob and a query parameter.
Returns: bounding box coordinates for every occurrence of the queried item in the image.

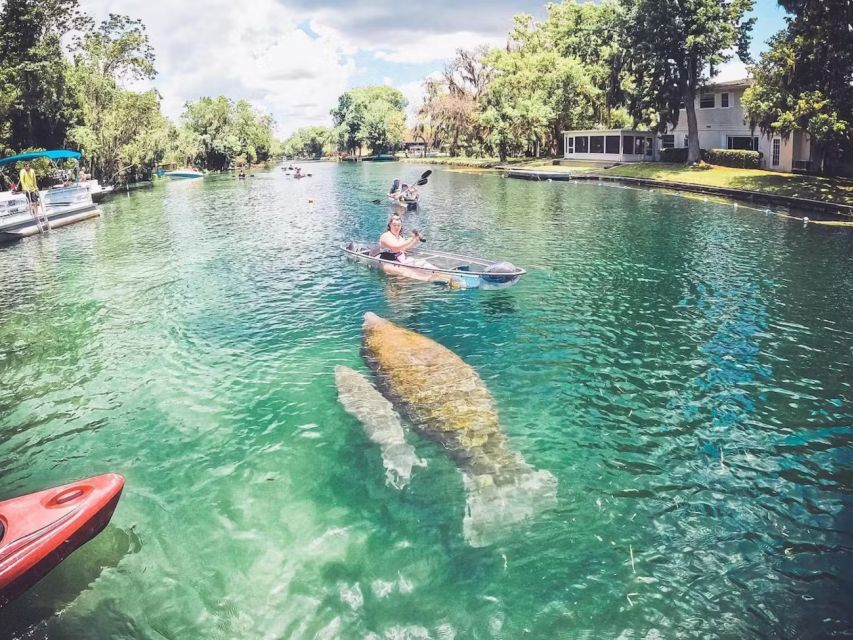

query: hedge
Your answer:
[660,147,688,163]
[703,148,762,169]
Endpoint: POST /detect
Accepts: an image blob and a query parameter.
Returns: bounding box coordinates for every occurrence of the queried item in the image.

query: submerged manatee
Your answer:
[335,365,425,489]
[360,312,557,546]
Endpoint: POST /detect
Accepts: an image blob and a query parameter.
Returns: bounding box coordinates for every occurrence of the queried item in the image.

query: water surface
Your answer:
[1,164,851,638]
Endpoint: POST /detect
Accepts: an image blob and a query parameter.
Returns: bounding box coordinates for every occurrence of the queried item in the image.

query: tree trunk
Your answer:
[681,57,701,164]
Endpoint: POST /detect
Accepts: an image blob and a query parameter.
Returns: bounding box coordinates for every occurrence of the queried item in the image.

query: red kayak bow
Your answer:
[0,473,125,606]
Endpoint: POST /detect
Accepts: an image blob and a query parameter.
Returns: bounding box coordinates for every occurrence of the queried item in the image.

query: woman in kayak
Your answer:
[378,214,435,268]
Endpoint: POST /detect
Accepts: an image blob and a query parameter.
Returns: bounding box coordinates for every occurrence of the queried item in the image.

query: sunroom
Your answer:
[562,129,656,162]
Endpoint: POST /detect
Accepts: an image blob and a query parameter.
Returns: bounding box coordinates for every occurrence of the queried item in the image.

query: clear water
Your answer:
[1,164,851,639]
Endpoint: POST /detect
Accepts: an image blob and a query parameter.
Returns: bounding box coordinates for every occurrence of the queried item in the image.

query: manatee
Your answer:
[335,365,425,490]
[360,312,557,546]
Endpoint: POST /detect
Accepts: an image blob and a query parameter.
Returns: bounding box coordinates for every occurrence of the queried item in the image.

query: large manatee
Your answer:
[335,365,425,489]
[361,312,557,546]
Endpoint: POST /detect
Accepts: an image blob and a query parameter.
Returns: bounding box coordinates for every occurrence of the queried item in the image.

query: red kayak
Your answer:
[0,473,124,606]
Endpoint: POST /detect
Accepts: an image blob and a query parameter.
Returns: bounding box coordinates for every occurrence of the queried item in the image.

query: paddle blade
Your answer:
[416,178,428,186]
[420,170,432,180]
[371,199,382,204]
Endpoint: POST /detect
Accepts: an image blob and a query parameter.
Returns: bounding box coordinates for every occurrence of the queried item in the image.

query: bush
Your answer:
[703,148,762,169]
[660,147,689,163]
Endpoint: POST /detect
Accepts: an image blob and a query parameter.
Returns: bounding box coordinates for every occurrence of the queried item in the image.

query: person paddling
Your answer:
[377,214,437,269]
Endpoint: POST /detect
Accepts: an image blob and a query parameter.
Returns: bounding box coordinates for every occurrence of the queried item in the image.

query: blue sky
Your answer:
[81,0,790,136]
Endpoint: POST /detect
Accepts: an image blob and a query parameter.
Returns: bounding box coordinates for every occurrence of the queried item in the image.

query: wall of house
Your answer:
[664,85,810,172]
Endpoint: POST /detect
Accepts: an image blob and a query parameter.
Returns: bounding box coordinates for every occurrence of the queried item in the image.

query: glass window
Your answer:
[634,137,645,155]
[700,93,715,109]
[567,137,574,154]
[683,135,689,148]
[623,135,634,154]
[645,138,653,156]
[590,136,604,153]
[575,136,589,153]
[605,136,620,154]
[661,135,674,149]
[727,136,759,150]
[721,92,729,108]
[772,138,780,166]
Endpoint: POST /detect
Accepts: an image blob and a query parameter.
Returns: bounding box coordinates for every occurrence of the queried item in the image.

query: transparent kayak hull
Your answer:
[342,242,526,289]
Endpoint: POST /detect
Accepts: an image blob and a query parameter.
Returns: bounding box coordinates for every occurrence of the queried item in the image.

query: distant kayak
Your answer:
[0,473,125,606]
[343,242,526,289]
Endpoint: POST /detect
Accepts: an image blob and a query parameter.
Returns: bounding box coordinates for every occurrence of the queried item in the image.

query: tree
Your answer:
[0,0,83,150]
[282,126,334,158]
[331,86,407,156]
[67,13,160,182]
[621,0,754,163]
[741,0,853,174]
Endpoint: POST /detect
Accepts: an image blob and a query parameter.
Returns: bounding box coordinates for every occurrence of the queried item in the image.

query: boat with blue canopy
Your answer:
[164,168,203,179]
[0,149,99,242]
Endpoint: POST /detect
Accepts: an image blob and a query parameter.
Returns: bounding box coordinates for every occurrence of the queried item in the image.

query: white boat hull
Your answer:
[0,184,99,242]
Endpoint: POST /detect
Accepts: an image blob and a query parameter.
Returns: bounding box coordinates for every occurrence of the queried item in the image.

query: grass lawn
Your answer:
[602,163,853,207]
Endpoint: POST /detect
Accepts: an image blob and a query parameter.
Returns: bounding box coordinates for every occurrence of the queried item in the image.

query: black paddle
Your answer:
[370,170,432,204]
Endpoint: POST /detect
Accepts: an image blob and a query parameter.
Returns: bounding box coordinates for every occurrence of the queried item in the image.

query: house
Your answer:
[562,129,657,163]
[660,78,812,172]
[562,79,812,172]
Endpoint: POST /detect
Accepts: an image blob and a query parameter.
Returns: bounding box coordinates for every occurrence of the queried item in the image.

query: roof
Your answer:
[707,77,753,90]
[561,129,653,135]
[0,149,82,167]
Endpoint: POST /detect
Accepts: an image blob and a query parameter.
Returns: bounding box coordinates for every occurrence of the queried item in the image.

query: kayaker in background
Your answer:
[378,214,436,268]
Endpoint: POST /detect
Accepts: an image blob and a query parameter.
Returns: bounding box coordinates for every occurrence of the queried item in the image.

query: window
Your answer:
[623,135,634,154]
[645,138,654,156]
[661,135,675,149]
[721,92,730,108]
[566,137,574,154]
[683,135,689,148]
[634,137,645,155]
[700,93,715,109]
[590,136,604,153]
[605,136,620,154]
[727,136,759,151]
[772,138,780,166]
[575,136,589,153]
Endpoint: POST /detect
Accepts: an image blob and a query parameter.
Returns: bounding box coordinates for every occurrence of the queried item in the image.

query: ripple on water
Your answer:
[0,167,851,637]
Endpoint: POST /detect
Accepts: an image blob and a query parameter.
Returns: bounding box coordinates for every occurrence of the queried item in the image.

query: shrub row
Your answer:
[703,148,762,169]
[659,147,762,169]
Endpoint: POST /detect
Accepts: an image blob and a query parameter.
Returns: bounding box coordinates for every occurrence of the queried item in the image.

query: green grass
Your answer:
[601,163,853,206]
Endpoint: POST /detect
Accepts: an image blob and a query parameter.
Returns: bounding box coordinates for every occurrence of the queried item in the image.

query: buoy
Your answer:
[733,203,738,207]
[308,199,314,204]
[803,216,809,225]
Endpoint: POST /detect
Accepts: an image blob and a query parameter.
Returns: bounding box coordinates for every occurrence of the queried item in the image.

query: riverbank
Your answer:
[406,157,853,215]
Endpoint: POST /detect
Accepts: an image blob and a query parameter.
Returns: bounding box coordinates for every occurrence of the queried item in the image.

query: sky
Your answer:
[76,0,790,137]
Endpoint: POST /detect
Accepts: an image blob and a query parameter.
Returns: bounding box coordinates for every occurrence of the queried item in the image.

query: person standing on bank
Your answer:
[19,160,43,221]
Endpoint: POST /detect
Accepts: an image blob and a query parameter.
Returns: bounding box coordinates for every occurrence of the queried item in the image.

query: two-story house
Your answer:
[562,78,812,172]
[661,78,812,172]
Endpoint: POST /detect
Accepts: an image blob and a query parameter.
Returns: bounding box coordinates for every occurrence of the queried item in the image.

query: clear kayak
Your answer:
[342,242,526,289]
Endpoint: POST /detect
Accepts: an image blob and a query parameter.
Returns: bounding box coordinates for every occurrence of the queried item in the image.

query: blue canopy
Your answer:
[0,150,82,167]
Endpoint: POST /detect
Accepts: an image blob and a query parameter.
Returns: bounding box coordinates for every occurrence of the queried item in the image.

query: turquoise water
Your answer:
[0,164,851,639]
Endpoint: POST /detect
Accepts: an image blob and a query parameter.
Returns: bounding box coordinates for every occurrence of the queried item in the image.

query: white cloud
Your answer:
[371,32,504,65]
[79,0,359,136]
[714,57,751,83]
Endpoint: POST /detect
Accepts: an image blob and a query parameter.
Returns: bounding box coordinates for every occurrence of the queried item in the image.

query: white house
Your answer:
[562,79,812,172]
[562,129,657,163]
[660,78,812,172]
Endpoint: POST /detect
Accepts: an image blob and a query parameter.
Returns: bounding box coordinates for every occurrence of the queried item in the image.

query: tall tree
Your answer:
[621,0,754,163]
[67,13,159,181]
[331,86,407,156]
[741,0,853,174]
[0,0,84,150]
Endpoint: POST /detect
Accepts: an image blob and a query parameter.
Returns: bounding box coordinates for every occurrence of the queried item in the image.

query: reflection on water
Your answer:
[0,164,851,637]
